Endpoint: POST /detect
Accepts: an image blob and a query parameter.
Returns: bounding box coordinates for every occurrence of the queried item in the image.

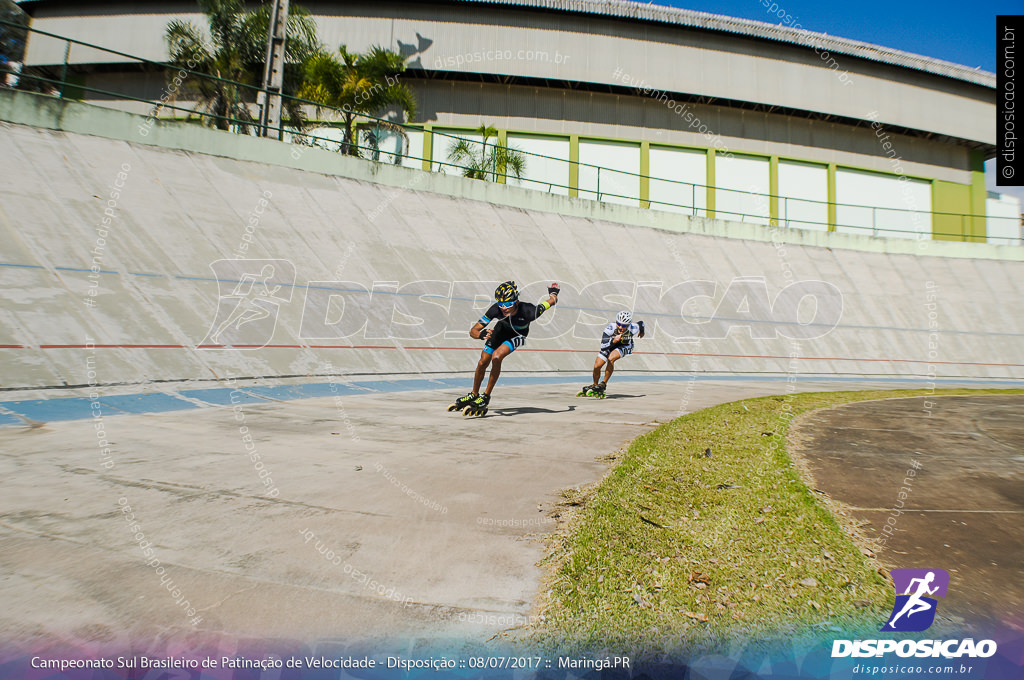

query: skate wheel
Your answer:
[447,403,461,412]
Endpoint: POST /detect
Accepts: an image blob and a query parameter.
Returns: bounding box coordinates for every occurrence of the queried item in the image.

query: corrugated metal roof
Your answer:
[454,0,996,88]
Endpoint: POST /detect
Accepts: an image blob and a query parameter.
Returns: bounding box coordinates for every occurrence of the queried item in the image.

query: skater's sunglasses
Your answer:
[496,300,517,309]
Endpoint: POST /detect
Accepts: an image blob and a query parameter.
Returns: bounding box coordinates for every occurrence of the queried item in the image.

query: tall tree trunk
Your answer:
[214,89,230,130]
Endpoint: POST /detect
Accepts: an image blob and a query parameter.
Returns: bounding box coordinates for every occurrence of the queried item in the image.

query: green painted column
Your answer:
[769,155,779,226]
[569,134,579,198]
[706,148,716,219]
[421,124,433,172]
[827,163,837,232]
[640,141,650,209]
[931,180,970,241]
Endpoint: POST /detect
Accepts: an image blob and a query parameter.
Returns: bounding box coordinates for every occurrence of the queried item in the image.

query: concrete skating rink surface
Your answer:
[0,376,1005,649]
[791,394,1024,632]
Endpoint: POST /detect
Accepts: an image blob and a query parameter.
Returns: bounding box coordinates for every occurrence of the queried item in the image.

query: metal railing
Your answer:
[2,18,1020,245]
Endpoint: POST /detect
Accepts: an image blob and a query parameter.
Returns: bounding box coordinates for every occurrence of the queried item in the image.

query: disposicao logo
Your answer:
[882,568,949,632]
[831,568,997,659]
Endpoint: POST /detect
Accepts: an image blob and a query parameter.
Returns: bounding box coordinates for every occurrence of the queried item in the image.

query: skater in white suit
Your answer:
[579,310,645,398]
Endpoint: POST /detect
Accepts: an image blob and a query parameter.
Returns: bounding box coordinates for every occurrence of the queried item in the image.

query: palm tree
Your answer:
[165,0,320,132]
[299,45,416,156]
[446,125,526,182]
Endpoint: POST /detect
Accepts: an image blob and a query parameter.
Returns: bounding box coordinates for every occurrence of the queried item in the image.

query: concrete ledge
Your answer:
[2,89,1020,262]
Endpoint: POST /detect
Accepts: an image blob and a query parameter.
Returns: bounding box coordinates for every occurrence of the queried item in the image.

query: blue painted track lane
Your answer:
[2,374,1021,426]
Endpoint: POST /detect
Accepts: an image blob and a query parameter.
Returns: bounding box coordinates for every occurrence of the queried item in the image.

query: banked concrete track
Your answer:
[0,90,1022,649]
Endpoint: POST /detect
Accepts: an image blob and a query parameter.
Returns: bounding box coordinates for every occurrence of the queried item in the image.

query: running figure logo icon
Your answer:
[199,259,296,349]
[881,568,950,632]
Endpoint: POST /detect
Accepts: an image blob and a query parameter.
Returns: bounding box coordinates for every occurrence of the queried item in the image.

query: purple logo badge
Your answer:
[881,568,950,632]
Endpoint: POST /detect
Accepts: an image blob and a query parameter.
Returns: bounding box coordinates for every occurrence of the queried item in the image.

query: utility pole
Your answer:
[259,0,289,139]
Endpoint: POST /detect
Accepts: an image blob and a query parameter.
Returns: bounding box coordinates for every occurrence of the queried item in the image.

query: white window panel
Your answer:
[432,128,484,176]
[649,146,707,216]
[578,139,641,207]
[987,193,1022,245]
[778,160,828,231]
[506,134,570,195]
[394,128,424,169]
[836,168,931,239]
[715,154,770,225]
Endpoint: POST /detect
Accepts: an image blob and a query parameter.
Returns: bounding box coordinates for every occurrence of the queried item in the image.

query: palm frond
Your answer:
[165,20,211,66]
[300,43,418,154]
[444,124,527,182]
[163,0,324,132]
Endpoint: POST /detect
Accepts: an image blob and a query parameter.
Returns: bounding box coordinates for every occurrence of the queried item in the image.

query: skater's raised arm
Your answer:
[536,282,560,317]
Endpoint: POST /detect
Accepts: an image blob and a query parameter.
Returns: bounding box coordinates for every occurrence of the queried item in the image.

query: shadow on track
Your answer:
[574,394,647,401]
[488,405,578,417]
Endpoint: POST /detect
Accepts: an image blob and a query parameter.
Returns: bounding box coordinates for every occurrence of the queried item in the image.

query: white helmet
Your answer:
[616,310,632,325]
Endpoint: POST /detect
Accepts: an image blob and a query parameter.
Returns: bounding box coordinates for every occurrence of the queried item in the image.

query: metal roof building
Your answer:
[16,0,1016,242]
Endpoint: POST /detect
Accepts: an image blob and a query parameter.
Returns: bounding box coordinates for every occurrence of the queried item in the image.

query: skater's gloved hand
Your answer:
[547,282,560,295]
[480,328,492,342]
[638,320,645,336]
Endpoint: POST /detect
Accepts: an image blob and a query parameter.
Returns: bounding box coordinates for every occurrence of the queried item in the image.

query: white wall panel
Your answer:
[351,125,420,167]
[305,126,344,152]
[578,139,641,207]
[836,169,931,239]
[431,128,483,175]
[397,129,424,169]
[987,193,1022,245]
[778,160,828,231]
[649,146,707,216]
[506,134,570,195]
[715,155,770,225]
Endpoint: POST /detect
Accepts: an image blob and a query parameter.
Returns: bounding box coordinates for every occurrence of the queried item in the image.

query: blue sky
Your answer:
[658,0,1014,72]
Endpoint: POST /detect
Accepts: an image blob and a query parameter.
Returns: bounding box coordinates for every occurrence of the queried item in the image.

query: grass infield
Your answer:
[532,388,1023,655]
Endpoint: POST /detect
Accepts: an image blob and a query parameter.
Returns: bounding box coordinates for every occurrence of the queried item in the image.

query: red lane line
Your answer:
[10,344,1024,368]
[39,344,188,349]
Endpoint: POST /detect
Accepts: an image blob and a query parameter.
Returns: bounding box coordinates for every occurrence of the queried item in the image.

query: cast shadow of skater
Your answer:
[488,405,578,418]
